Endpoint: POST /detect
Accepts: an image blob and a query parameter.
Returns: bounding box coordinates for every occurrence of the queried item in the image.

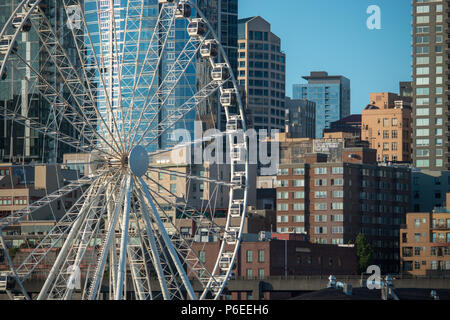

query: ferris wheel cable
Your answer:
[49,172,123,299]
[8,53,121,158]
[36,173,117,300]
[134,76,230,150]
[65,0,126,154]
[86,174,128,300]
[135,187,171,300]
[138,180,221,295]
[0,170,110,229]
[146,166,237,188]
[122,3,176,151]
[126,28,210,151]
[15,172,120,283]
[35,8,126,155]
[127,205,154,300]
[143,174,228,236]
[115,174,133,300]
[138,178,197,300]
[119,0,164,144]
[134,184,190,300]
[60,177,120,300]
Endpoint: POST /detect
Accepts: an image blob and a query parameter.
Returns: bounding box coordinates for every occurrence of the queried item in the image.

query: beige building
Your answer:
[362,92,413,163]
[400,193,450,276]
[237,16,286,133]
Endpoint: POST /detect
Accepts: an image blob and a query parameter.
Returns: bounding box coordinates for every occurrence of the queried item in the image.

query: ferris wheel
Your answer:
[0,0,249,300]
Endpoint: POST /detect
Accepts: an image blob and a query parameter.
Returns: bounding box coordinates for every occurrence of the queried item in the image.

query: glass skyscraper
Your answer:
[293,71,350,139]
[84,0,238,152]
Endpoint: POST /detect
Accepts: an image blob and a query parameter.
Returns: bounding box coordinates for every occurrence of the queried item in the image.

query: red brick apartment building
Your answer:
[275,133,411,273]
[400,193,450,276]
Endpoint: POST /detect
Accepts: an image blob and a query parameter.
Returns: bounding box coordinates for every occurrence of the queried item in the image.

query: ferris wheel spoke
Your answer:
[7,53,119,158]
[136,77,230,149]
[0,172,107,230]
[85,174,128,300]
[127,204,154,301]
[127,29,210,151]
[137,177,197,300]
[135,188,188,300]
[15,172,120,282]
[122,3,176,148]
[32,6,127,155]
[64,0,126,153]
[134,191,170,300]
[140,182,221,295]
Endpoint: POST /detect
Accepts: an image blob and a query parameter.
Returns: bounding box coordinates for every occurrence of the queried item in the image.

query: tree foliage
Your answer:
[356,233,373,274]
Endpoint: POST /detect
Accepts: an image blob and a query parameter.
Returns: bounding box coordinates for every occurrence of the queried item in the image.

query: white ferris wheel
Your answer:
[0,0,249,300]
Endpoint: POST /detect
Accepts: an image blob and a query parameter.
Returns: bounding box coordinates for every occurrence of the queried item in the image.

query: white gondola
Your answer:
[26,0,47,12]
[211,64,229,82]
[220,89,236,107]
[175,3,191,18]
[0,37,18,55]
[200,40,218,58]
[218,252,234,271]
[230,144,246,162]
[0,66,7,81]
[187,19,206,37]
[158,0,174,3]
[0,273,15,292]
[226,115,242,132]
[224,227,240,244]
[12,14,32,32]
[231,172,246,189]
[229,200,244,218]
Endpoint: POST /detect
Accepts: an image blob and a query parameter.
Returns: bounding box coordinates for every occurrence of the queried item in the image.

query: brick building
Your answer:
[275,133,411,273]
[400,193,450,276]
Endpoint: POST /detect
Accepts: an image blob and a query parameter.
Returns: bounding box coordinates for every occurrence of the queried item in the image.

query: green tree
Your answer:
[356,233,373,274]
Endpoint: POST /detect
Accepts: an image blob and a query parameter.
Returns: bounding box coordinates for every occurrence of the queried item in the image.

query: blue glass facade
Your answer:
[293,73,350,139]
[84,0,237,152]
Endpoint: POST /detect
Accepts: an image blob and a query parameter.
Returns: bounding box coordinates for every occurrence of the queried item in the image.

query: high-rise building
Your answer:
[412,1,447,171]
[293,71,350,139]
[237,16,286,133]
[362,92,413,163]
[0,3,79,163]
[285,97,315,139]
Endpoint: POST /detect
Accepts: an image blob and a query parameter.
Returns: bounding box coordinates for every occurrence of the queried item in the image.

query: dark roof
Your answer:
[335,114,361,124]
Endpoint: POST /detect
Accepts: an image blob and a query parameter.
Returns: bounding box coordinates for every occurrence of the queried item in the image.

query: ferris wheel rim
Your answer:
[0,0,250,301]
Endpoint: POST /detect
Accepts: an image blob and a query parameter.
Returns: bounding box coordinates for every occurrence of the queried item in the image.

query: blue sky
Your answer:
[239,0,412,114]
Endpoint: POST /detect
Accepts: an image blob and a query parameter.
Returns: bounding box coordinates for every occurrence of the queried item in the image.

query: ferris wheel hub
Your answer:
[129,145,149,177]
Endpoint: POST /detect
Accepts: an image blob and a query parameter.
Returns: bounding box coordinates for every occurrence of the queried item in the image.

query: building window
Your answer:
[258,250,265,263]
[246,250,253,263]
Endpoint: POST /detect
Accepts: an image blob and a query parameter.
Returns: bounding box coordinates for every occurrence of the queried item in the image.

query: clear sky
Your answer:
[238,0,412,114]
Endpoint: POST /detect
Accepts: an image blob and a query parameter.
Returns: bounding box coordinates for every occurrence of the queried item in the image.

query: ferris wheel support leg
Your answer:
[87,176,128,300]
[115,175,133,301]
[0,234,30,300]
[138,178,197,301]
[137,190,170,300]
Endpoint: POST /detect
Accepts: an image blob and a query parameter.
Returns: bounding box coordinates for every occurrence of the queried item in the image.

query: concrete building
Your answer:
[412,1,448,171]
[400,194,450,276]
[293,71,350,139]
[285,97,315,139]
[275,133,411,273]
[362,93,413,163]
[237,16,286,133]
